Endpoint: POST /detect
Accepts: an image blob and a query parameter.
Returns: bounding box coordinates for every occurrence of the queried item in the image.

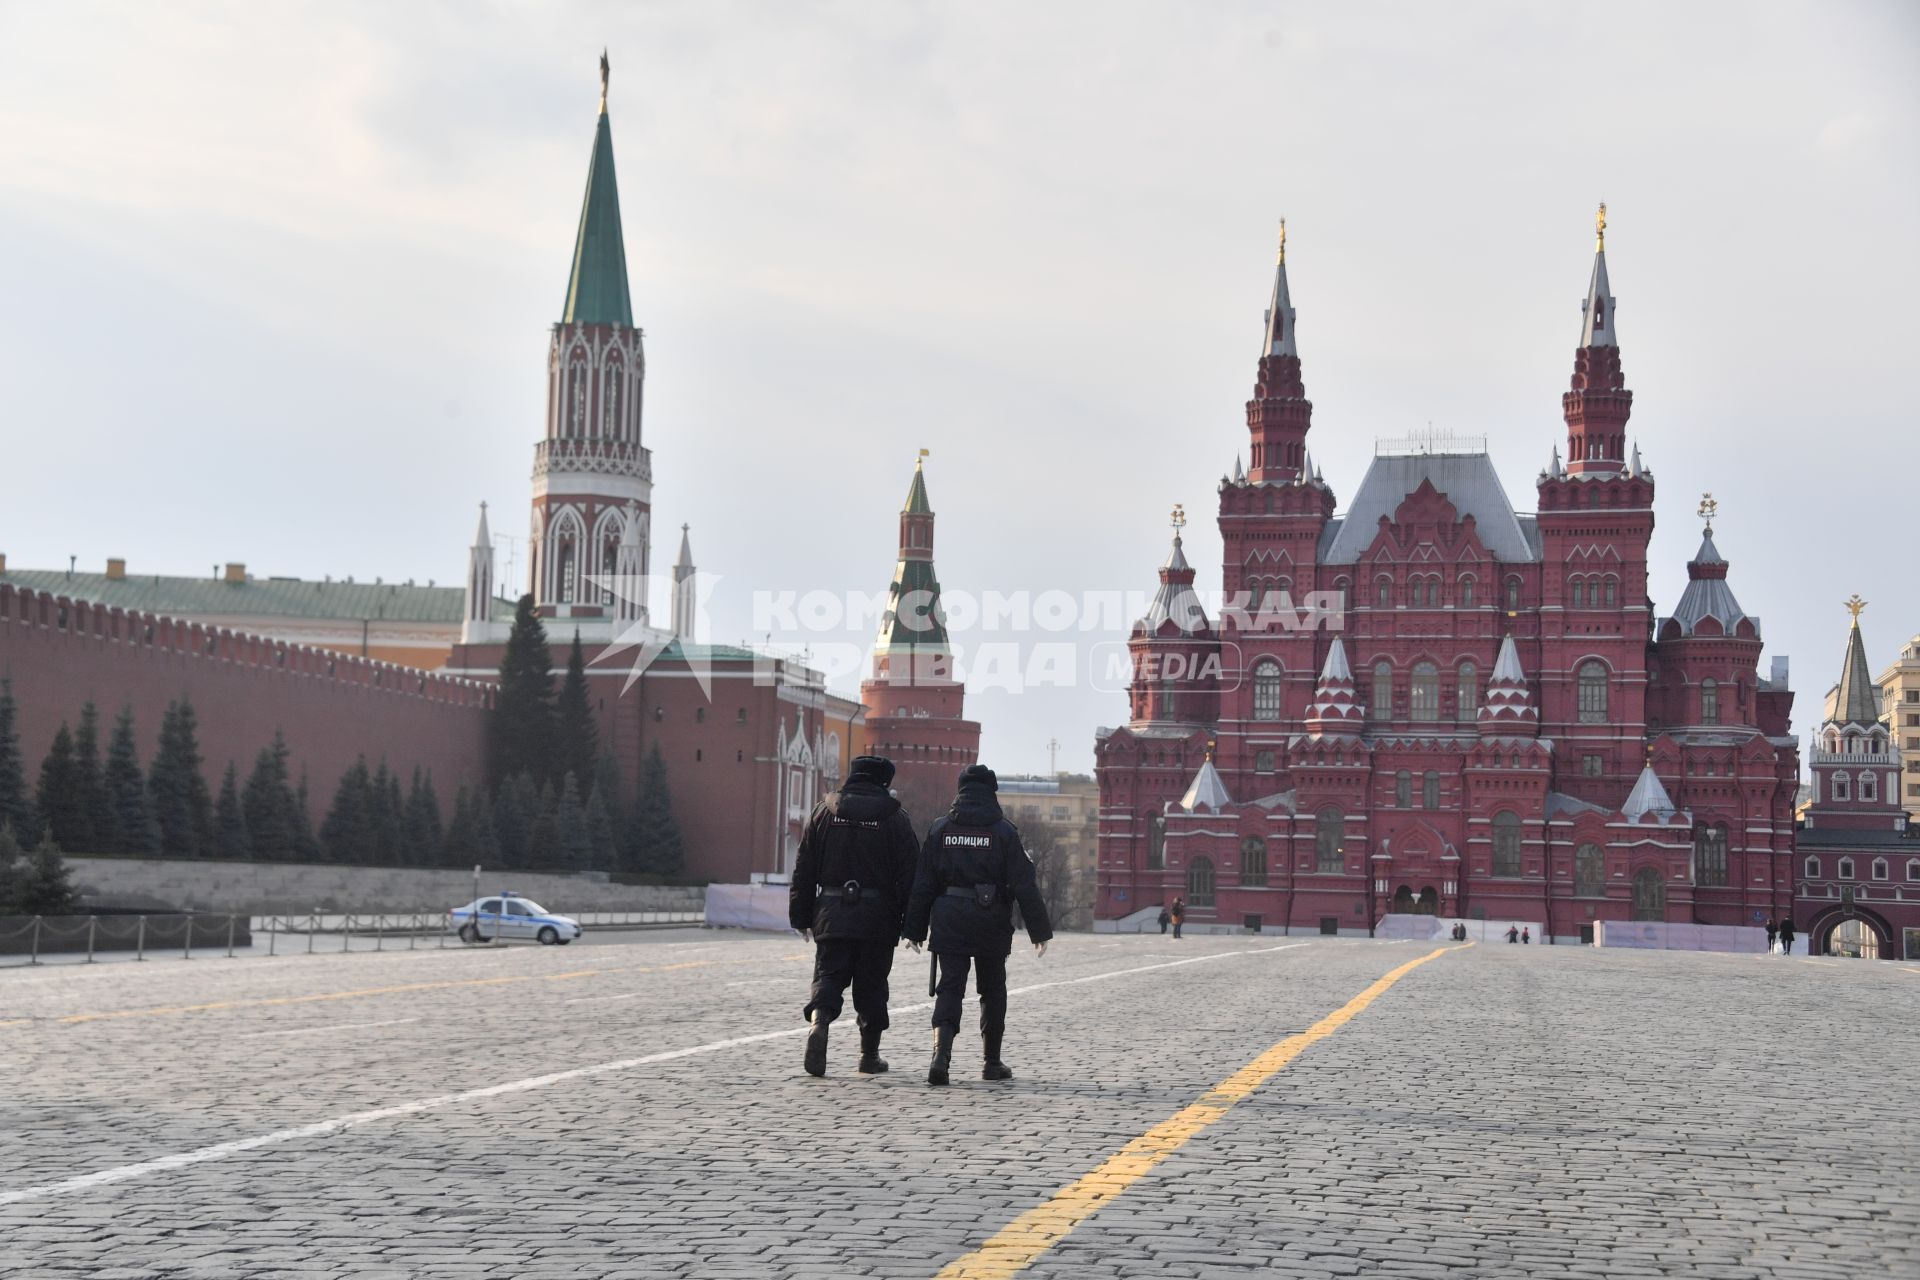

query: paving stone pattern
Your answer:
[1,931,1915,1278]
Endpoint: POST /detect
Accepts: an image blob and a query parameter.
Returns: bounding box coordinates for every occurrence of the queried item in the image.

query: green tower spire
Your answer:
[560,52,633,327]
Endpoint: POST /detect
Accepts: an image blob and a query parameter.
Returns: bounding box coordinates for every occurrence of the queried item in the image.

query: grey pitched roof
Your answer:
[1546,791,1610,818]
[1580,249,1617,348]
[1263,253,1297,358]
[1669,534,1755,638]
[1830,621,1881,728]
[2,568,512,624]
[1178,758,1233,813]
[1621,764,1681,821]
[1317,452,1537,564]
[1140,535,1210,633]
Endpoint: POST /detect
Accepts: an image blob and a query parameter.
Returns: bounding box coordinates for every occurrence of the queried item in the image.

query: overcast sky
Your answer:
[2,1,1915,775]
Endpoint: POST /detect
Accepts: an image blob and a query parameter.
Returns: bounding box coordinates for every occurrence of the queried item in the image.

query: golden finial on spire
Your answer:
[1845,594,1868,622]
[599,48,610,113]
[1696,492,1717,535]
[1595,201,1607,252]
[917,447,929,467]
[1171,503,1187,532]
[1276,218,1287,265]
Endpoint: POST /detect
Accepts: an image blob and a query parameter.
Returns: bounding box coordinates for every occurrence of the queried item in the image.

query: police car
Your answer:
[448,893,584,946]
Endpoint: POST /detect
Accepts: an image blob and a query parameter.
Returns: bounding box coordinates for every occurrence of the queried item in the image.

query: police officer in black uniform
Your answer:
[903,764,1053,1086]
[789,754,920,1077]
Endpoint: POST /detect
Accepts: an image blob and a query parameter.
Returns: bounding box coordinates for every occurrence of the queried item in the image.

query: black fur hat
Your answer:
[958,763,998,791]
[849,754,896,786]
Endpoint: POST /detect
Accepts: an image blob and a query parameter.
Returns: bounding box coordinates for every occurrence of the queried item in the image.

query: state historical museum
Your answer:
[1094,214,1801,939]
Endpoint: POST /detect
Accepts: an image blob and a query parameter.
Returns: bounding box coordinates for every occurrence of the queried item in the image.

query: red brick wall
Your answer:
[0,585,491,830]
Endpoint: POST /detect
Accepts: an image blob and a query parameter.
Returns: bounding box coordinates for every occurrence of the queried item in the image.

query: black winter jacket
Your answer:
[902,784,1054,957]
[788,778,920,940]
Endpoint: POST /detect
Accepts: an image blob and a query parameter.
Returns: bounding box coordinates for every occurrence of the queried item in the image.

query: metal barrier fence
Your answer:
[0,908,706,967]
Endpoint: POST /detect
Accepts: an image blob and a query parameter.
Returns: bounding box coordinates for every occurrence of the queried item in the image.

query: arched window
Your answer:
[1459,576,1475,609]
[1161,678,1178,721]
[1422,771,1440,809]
[1631,867,1666,920]
[1505,577,1521,610]
[1805,855,1820,879]
[1694,823,1728,887]
[1604,577,1618,608]
[1410,661,1441,722]
[601,535,620,605]
[1395,770,1411,808]
[1187,856,1216,907]
[1376,577,1392,608]
[1871,857,1889,882]
[1575,844,1605,896]
[1861,771,1877,802]
[1147,815,1166,870]
[1700,679,1719,726]
[1240,837,1268,887]
[1333,577,1350,607]
[1315,807,1344,872]
[1252,660,1283,721]
[1578,661,1609,723]
[568,356,589,435]
[556,535,578,604]
[1838,857,1855,880]
[1569,578,1585,608]
[1907,858,1920,882]
[1491,811,1522,877]
[1371,661,1392,722]
[1833,773,1850,802]
[1457,661,1479,723]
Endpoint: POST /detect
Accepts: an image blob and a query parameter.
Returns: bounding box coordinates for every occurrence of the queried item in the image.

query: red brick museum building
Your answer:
[1094,216,1807,942]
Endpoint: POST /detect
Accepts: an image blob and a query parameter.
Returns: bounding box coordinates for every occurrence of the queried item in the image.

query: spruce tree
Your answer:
[149,700,214,858]
[0,825,24,914]
[623,743,685,878]
[36,723,91,852]
[585,782,616,870]
[554,773,592,869]
[292,769,321,861]
[492,776,532,867]
[404,768,444,864]
[367,760,404,864]
[0,679,35,849]
[528,780,560,868]
[105,706,159,855]
[214,763,251,860]
[23,824,78,915]
[555,632,598,795]
[593,752,625,826]
[242,732,300,859]
[74,703,111,853]
[321,758,376,863]
[443,785,477,864]
[489,595,555,787]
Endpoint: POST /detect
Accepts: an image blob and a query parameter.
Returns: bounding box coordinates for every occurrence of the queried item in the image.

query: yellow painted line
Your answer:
[48,951,802,1028]
[934,943,1462,1280]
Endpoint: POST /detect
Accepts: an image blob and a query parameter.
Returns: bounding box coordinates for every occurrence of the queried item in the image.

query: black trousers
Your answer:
[932,951,1008,1037]
[805,938,895,1031]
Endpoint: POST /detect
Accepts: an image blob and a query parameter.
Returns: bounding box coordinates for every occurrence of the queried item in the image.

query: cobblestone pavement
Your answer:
[2,932,1915,1278]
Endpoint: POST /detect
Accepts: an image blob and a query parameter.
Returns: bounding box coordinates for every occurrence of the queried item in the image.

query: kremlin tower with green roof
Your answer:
[860,454,980,805]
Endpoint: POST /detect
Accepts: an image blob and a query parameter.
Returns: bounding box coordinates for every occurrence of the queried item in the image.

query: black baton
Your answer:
[929,952,937,998]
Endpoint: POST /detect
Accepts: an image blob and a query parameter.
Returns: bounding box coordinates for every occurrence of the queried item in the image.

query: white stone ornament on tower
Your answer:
[670,523,697,641]
[460,503,497,642]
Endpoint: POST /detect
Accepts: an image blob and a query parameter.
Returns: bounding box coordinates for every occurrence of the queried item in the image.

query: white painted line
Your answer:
[0,943,1304,1207]
[243,1018,419,1039]
[563,991,650,1005]
[724,979,793,988]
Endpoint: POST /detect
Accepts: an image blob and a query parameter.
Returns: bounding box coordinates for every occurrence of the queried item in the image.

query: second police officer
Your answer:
[904,764,1053,1086]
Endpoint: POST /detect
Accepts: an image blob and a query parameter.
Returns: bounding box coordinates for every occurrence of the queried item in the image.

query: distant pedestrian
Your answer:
[1157,906,1171,935]
[1170,897,1186,940]
[1779,917,1796,955]
[789,755,921,1078]
[1764,918,1778,952]
[1506,924,1519,944]
[903,764,1053,1086]
[1521,927,1530,945]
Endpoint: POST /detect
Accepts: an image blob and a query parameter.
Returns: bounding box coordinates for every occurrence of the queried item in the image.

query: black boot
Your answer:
[857,1027,889,1074]
[982,1032,1013,1081]
[927,1026,955,1086]
[803,1012,832,1078]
